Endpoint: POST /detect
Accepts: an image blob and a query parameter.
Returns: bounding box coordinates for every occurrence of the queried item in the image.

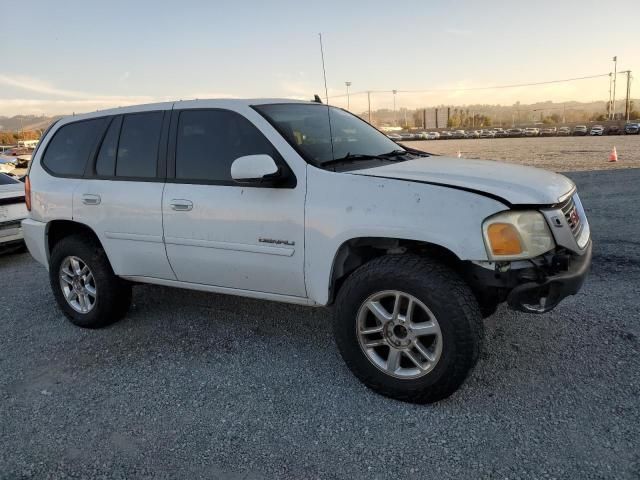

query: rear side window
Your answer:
[116,112,163,178]
[175,109,280,182]
[42,119,105,176]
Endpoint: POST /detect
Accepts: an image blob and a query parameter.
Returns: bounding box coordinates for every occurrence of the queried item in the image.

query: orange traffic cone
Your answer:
[609,146,618,162]
[457,150,462,158]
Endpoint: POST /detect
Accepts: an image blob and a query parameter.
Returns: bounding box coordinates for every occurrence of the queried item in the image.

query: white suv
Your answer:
[23,99,592,403]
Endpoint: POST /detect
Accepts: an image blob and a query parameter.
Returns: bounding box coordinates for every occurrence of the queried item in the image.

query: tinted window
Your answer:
[95,116,121,177]
[116,112,163,178]
[175,109,279,182]
[42,119,105,176]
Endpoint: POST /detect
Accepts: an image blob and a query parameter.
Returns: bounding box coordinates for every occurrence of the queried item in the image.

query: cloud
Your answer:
[0,74,88,98]
[0,74,238,116]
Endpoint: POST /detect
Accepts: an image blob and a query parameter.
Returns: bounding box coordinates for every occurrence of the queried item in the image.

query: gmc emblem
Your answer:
[568,207,580,227]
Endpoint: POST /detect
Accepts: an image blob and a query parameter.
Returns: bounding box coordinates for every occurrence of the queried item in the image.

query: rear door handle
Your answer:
[169,199,193,211]
[81,194,101,205]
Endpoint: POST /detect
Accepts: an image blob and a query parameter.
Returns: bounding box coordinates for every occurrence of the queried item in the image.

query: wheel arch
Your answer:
[326,237,462,305]
[46,220,104,260]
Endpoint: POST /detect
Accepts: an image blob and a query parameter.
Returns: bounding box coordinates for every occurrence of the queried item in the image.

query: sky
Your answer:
[1,0,638,116]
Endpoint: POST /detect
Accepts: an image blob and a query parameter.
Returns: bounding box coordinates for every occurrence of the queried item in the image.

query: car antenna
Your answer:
[318,33,330,105]
[318,32,335,159]
[313,94,323,104]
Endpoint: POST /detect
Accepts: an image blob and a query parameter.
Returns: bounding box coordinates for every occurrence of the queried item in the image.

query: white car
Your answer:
[590,125,604,136]
[427,131,440,140]
[524,127,539,137]
[0,173,28,249]
[23,99,592,403]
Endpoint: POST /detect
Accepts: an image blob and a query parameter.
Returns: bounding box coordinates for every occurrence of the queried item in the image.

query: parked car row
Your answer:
[388,123,640,140]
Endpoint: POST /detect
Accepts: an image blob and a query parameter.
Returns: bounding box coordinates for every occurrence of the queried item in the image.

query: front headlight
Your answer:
[482,210,555,261]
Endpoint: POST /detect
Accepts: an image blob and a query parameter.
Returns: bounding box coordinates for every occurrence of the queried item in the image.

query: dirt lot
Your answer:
[406,135,640,172]
[1,167,639,479]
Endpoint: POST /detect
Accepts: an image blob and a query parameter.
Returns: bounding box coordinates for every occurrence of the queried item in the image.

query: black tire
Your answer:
[49,234,131,328]
[333,254,483,404]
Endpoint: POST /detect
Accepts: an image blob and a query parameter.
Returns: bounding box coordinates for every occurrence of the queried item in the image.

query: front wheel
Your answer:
[333,255,483,403]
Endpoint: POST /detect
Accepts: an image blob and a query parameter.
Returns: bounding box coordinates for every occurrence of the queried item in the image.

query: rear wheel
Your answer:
[333,255,483,403]
[49,234,131,328]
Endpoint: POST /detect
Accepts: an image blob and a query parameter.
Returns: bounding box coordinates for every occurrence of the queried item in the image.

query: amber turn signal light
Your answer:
[487,223,522,256]
[24,175,31,211]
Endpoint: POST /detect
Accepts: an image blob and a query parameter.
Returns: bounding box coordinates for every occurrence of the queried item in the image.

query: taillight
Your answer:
[25,175,31,211]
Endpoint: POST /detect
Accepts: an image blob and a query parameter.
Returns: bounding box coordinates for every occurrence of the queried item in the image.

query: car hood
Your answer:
[348,157,575,205]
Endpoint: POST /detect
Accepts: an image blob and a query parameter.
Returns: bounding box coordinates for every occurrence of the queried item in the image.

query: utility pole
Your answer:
[367,91,371,123]
[608,72,613,119]
[612,56,618,120]
[625,70,632,122]
[392,90,397,126]
[435,108,439,129]
[345,81,351,110]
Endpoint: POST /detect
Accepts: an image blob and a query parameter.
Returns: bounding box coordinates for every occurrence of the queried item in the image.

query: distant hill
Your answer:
[1,98,637,132]
[0,115,61,132]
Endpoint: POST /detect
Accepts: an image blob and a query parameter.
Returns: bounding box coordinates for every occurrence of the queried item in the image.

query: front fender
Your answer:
[304,166,507,305]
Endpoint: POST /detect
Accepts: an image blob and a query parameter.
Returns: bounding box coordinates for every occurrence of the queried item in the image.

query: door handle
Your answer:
[81,194,101,205]
[169,199,193,211]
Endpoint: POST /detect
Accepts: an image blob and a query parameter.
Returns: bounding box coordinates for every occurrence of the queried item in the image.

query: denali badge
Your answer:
[259,237,295,246]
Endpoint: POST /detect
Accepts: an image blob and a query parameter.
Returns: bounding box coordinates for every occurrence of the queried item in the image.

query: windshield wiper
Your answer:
[380,149,409,157]
[322,150,409,168]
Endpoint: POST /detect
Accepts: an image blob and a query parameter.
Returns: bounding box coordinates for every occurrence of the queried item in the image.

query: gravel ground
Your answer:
[0,169,639,479]
[406,135,640,172]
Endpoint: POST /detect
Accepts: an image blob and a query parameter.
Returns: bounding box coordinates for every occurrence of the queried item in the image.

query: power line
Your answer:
[329,73,612,98]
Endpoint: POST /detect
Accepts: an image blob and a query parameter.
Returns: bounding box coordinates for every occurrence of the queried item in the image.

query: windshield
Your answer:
[254,103,405,167]
[0,173,19,185]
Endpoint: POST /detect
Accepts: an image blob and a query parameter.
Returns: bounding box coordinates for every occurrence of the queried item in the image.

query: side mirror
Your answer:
[231,154,281,185]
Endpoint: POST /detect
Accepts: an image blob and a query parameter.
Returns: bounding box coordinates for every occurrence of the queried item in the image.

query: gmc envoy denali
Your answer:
[23,99,591,403]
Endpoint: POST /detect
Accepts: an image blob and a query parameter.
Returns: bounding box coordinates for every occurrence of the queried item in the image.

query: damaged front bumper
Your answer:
[465,241,592,314]
[506,241,592,313]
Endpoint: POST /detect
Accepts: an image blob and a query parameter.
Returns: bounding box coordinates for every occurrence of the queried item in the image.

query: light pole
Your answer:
[345,81,352,110]
[612,56,618,120]
[608,72,613,119]
[392,89,397,126]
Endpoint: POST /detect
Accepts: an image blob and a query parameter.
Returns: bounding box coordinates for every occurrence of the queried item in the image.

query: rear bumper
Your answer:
[21,218,48,269]
[0,220,24,244]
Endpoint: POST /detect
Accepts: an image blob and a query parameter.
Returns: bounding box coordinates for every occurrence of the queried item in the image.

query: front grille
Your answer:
[560,196,584,240]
